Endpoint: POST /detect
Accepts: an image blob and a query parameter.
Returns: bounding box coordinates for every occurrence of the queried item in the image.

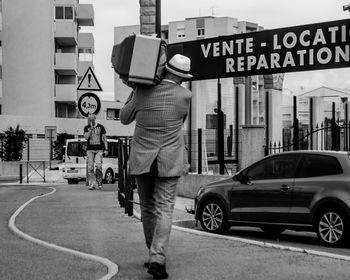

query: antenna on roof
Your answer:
[209,6,217,17]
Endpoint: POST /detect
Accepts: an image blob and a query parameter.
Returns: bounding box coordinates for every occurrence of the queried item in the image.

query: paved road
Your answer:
[0,184,105,280]
[2,183,350,280]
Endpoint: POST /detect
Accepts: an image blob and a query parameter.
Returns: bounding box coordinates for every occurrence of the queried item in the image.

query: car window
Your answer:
[246,154,300,180]
[67,142,86,157]
[296,154,343,178]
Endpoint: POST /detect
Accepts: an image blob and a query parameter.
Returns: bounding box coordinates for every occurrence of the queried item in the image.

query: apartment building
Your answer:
[0,0,2,113]
[0,0,131,138]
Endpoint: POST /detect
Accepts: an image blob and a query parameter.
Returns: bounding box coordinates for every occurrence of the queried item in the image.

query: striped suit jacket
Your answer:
[120,80,192,177]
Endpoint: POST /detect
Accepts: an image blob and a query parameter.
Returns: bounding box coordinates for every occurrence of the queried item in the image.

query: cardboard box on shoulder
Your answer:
[111,34,167,86]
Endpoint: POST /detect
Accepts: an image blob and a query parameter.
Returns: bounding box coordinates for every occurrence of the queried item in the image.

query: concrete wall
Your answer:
[0,161,22,179]
[0,160,61,180]
[238,125,266,170]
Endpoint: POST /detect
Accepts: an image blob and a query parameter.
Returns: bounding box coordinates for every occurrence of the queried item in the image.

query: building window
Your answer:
[106,109,120,120]
[56,102,76,118]
[78,48,93,61]
[197,28,205,37]
[55,6,74,20]
[177,28,185,39]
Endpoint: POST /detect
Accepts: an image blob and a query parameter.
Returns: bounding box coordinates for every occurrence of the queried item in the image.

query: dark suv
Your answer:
[194,151,350,247]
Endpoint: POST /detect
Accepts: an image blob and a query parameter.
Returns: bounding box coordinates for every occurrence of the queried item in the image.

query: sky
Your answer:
[79,0,350,99]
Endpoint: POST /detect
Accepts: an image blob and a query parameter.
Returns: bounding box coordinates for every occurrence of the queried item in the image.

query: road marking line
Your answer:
[8,186,119,280]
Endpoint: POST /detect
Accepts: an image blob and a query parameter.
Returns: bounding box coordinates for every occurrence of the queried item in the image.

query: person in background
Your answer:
[120,54,193,279]
[84,113,108,190]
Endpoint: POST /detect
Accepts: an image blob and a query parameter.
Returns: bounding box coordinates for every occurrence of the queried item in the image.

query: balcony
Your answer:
[55,0,78,6]
[77,4,94,26]
[55,53,78,75]
[55,84,77,102]
[78,61,94,77]
[54,21,78,45]
[78,33,94,50]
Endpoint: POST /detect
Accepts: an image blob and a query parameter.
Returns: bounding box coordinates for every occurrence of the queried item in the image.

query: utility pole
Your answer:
[156,0,161,38]
[217,78,225,175]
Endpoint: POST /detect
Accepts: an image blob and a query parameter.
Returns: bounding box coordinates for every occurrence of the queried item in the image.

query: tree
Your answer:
[53,132,75,160]
[3,125,27,161]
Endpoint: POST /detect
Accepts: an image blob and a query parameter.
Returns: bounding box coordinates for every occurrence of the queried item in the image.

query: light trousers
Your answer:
[87,150,103,186]
[135,173,179,265]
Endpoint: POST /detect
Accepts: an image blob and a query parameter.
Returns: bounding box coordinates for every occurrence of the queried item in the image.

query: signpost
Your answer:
[77,66,103,117]
[77,67,103,185]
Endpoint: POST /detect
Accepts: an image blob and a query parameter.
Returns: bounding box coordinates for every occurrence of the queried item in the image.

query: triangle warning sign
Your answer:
[77,67,103,91]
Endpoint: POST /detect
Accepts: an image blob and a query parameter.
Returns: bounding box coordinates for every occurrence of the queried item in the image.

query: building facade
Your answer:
[0,0,3,113]
[0,0,132,139]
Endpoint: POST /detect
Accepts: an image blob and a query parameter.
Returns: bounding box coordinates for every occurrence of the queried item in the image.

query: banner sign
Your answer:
[168,19,350,80]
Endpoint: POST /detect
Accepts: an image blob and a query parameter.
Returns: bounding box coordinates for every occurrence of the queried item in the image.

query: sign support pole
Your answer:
[217,78,225,174]
[49,130,52,170]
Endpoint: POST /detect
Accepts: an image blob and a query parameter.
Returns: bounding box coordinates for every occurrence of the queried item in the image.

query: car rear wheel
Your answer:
[104,169,115,184]
[316,207,349,247]
[199,199,230,234]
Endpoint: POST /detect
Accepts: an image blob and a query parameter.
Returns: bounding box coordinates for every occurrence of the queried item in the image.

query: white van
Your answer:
[62,138,119,184]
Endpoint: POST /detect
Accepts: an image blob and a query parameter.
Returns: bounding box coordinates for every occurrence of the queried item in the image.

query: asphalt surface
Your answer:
[2,183,350,280]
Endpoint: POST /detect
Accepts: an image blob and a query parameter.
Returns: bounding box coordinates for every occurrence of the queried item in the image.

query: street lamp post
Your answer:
[156,0,161,38]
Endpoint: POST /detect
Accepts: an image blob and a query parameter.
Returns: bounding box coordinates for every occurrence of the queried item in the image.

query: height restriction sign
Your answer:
[77,92,101,117]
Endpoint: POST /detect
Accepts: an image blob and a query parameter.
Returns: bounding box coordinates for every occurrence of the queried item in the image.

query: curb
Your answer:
[8,186,119,280]
[134,208,350,263]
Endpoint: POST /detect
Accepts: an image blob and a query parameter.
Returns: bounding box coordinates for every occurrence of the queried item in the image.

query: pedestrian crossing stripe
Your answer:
[77,66,103,91]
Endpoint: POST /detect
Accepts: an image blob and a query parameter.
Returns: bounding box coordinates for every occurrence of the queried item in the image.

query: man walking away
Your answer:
[84,113,108,190]
[120,54,193,279]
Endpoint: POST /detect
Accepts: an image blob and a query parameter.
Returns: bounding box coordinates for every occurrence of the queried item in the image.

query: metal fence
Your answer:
[267,102,349,155]
[183,126,239,175]
[117,137,135,216]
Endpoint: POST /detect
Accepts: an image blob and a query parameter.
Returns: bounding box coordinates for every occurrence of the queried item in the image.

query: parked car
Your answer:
[195,150,350,247]
[62,138,119,185]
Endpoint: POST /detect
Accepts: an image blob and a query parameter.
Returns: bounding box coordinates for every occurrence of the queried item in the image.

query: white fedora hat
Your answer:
[165,54,193,79]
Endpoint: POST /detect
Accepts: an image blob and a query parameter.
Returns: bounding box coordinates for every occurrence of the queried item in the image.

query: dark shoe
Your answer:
[147,262,168,279]
[144,262,150,268]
